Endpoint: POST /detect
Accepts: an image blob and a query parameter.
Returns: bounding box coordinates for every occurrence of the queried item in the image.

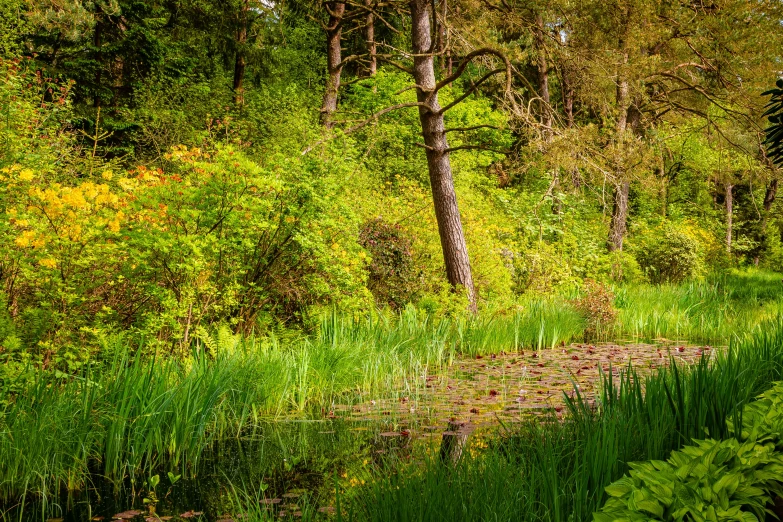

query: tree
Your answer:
[410,0,475,309]
[764,79,783,167]
[320,1,346,127]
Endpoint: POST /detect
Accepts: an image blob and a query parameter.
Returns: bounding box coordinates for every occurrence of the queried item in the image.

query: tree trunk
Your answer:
[233,0,249,105]
[562,66,574,128]
[439,421,473,465]
[608,95,630,251]
[364,0,376,76]
[93,10,102,108]
[754,179,777,265]
[608,181,630,252]
[726,183,733,253]
[321,2,345,128]
[764,179,778,212]
[608,13,630,253]
[436,0,448,70]
[410,0,476,312]
[533,12,551,134]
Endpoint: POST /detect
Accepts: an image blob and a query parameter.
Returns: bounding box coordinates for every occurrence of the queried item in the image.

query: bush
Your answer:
[0,145,372,357]
[572,279,617,339]
[510,242,577,295]
[358,218,419,309]
[634,224,704,284]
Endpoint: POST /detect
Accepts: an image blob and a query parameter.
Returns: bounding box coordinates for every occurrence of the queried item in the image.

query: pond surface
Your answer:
[4,342,708,522]
[332,341,707,426]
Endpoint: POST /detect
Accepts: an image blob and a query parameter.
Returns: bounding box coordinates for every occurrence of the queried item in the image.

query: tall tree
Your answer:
[363,0,377,76]
[232,0,250,104]
[320,1,346,127]
[410,0,476,309]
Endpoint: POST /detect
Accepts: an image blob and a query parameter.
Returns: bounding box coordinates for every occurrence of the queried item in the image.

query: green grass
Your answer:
[345,315,783,522]
[3,271,783,516]
[608,270,783,343]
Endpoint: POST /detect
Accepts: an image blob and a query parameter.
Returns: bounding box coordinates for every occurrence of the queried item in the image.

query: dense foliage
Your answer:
[0,0,781,372]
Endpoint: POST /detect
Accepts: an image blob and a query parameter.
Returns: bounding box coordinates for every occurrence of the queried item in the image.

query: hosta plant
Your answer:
[594,438,783,522]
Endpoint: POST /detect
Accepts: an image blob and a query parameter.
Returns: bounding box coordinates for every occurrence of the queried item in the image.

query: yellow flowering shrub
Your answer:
[0,143,371,361]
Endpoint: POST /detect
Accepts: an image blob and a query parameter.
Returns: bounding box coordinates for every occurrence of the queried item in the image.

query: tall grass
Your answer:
[608,270,783,343]
[349,316,783,522]
[2,271,783,511]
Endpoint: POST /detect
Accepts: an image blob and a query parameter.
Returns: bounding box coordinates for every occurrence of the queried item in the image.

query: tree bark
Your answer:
[436,0,448,71]
[609,181,630,252]
[232,0,249,105]
[764,179,778,212]
[562,66,574,128]
[439,421,473,465]
[608,9,631,253]
[321,2,345,128]
[410,0,476,311]
[93,9,103,108]
[364,0,376,76]
[533,12,551,134]
[726,183,733,253]
[754,179,777,265]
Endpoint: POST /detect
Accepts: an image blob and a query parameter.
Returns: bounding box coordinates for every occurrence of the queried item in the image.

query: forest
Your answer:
[2,0,783,520]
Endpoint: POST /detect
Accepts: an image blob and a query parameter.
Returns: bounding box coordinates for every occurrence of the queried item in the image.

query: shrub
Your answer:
[572,279,617,339]
[634,224,704,284]
[358,218,419,309]
[0,145,372,357]
[511,242,577,295]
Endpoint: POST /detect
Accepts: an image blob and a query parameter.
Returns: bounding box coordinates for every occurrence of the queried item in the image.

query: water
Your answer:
[2,342,707,521]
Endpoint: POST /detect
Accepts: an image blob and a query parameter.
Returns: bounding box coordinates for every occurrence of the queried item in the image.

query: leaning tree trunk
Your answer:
[410,0,476,312]
[321,2,345,128]
[726,183,733,253]
[232,0,249,105]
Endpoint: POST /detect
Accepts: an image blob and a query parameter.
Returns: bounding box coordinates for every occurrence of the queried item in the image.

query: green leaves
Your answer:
[595,388,783,522]
[763,79,783,167]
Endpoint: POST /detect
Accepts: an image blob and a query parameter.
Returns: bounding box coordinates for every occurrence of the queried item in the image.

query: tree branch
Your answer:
[302,102,430,155]
[438,68,506,114]
[443,144,508,154]
[435,48,512,93]
[444,124,501,133]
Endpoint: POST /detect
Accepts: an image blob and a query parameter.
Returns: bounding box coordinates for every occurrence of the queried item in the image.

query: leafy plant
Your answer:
[634,225,704,284]
[358,218,419,309]
[595,438,783,521]
[572,279,617,339]
[763,79,783,167]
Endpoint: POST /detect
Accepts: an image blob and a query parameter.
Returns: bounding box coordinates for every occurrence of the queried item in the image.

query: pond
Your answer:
[3,342,708,522]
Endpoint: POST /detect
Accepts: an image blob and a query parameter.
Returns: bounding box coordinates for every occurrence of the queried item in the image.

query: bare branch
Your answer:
[435,48,512,94]
[444,144,508,154]
[438,68,506,114]
[444,125,501,133]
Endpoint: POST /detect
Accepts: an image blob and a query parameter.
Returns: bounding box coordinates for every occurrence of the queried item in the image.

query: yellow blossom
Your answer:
[39,258,57,269]
[101,170,113,180]
[15,230,36,247]
[19,169,34,181]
